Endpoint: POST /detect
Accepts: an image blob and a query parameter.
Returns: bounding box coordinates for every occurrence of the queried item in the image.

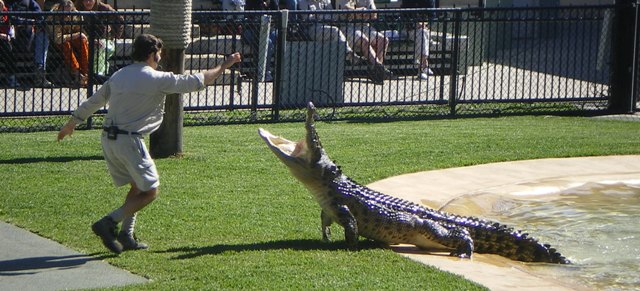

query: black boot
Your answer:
[91,216,123,254]
[117,231,149,251]
[34,66,52,87]
[369,64,385,85]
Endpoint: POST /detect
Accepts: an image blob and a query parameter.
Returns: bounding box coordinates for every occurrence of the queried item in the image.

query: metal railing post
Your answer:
[85,12,96,129]
[448,10,462,116]
[86,12,95,96]
[609,0,637,113]
[273,9,288,122]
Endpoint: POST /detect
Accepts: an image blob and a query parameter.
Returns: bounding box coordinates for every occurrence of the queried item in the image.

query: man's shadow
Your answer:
[156,239,385,260]
[0,253,113,276]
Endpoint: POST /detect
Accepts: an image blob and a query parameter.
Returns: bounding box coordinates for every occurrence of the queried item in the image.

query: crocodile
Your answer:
[258,102,570,264]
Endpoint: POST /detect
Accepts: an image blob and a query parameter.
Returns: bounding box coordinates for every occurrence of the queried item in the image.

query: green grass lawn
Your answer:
[2,116,640,290]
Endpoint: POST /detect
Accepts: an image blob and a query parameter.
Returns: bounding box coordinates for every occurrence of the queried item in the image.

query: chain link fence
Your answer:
[0,5,624,132]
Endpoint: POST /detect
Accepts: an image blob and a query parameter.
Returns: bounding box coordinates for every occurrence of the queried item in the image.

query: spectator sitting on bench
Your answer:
[336,0,397,82]
[401,0,434,79]
[48,0,88,87]
[291,0,350,53]
[7,0,52,87]
[295,0,391,84]
[75,0,124,81]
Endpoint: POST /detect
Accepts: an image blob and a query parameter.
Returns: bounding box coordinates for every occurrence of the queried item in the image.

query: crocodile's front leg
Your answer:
[321,210,332,242]
[335,204,358,250]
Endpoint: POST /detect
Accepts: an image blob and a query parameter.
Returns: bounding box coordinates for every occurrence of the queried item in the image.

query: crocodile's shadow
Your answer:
[157,239,385,260]
[0,155,103,165]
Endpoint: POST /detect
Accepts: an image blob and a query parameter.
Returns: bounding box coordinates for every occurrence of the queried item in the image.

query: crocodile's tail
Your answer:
[468,220,570,264]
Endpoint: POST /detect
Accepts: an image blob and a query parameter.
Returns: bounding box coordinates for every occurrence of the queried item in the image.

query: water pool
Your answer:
[442,181,640,290]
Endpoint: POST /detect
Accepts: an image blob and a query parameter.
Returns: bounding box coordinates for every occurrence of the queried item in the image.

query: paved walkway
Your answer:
[0,222,146,290]
[1,155,639,290]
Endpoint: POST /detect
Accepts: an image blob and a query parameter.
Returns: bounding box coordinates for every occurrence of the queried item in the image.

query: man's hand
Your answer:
[57,120,77,141]
[223,52,242,70]
[203,52,242,85]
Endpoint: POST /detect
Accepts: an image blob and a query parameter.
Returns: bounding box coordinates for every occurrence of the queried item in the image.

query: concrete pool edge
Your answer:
[367,155,640,291]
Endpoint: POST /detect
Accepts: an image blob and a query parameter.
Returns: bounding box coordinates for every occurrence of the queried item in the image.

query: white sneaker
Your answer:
[418,68,433,80]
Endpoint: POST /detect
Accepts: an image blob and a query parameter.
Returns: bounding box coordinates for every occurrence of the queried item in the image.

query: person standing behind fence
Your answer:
[57,34,242,254]
[401,0,434,79]
[75,0,123,80]
[0,0,25,89]
[7,0,52,87]
[237,0,278,82]
[48,0,89,87]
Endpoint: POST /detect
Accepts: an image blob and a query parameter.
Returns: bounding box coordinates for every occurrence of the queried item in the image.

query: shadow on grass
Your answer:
[0,155,103,164]
[0,253,113,276]
[156,239,386,260]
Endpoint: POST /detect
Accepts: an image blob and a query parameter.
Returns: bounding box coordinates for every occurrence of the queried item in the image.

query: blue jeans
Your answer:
[14,27,49,69]
[34,29,49,69]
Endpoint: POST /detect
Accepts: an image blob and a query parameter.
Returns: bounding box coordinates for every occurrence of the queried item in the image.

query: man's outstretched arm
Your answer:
[203,52,242,85]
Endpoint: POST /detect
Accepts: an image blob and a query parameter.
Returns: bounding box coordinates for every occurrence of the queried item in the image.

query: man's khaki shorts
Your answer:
[101,132,159,192]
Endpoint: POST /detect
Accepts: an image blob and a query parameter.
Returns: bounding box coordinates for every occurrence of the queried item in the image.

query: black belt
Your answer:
[103,127,140,135]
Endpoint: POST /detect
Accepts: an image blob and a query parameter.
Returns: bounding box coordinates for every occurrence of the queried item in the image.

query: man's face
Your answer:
[152,50,162,69]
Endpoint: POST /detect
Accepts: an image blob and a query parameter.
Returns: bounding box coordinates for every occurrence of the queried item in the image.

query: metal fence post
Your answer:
[85,12,96,130]
[609,0,637,113]
[273,9,289,122]
[86,12,95,96]
[448,10,462,116]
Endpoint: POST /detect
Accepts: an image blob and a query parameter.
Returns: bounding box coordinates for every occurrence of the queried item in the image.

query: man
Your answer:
[236,0,278,82]
[57,34,242,254]
[7,0,52,87]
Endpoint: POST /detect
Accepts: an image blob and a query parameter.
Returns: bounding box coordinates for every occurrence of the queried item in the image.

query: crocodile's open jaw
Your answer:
[258,128,307,165]
[258,102,322,169]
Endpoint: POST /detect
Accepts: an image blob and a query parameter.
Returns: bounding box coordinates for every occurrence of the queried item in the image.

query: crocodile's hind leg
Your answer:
[381,212,474,258]
[413,217,474,258]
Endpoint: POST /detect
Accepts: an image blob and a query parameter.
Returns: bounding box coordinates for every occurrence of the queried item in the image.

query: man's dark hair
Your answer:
[131,34,163,62]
